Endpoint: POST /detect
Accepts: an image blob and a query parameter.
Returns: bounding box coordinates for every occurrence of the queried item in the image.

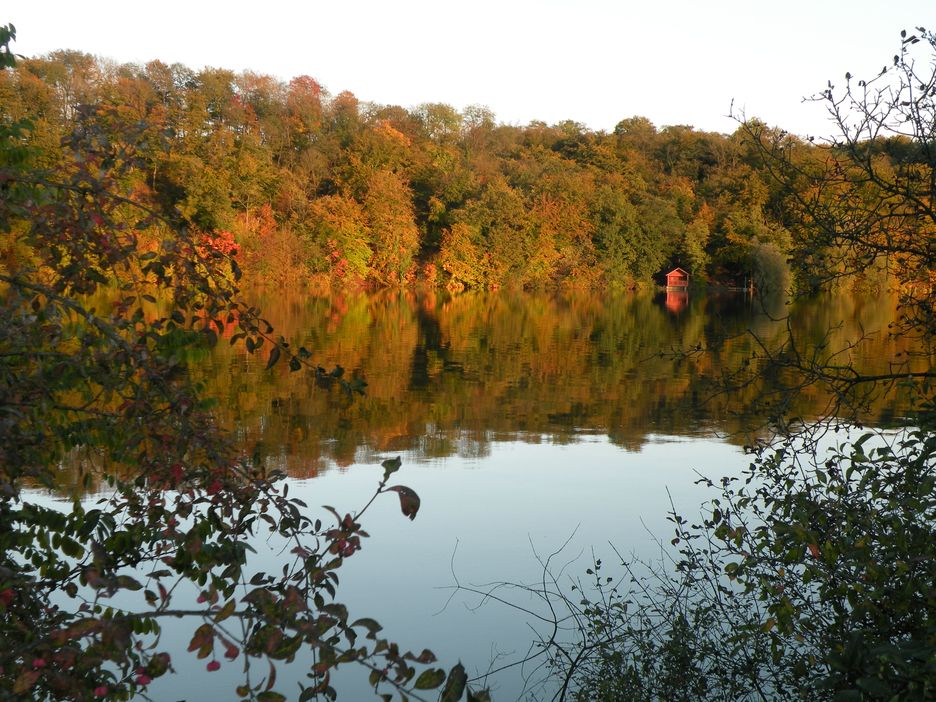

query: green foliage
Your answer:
[748,241,790,296]
[0,31,481,701]
[680,216,710,277]
[363,169,420,285]
[459,177,537,287]
[514,27,936,702]
[560,426,936,702]
[438,222,487,289]
[592,185,642,286]
[308,193,373,281]
[1,40,837,294]
[0,24,16,69]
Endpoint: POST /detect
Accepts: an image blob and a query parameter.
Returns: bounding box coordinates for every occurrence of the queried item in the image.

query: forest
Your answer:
[0,47,882,294]
[2,22,936,702]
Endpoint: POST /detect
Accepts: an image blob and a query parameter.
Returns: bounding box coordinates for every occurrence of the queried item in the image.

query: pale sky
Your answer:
[7,1,935,137]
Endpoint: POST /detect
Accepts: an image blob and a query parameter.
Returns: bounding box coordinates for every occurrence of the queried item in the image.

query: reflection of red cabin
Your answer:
[665,267,690,289]
[665,289,688,314]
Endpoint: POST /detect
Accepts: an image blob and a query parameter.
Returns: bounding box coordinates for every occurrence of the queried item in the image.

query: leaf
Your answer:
[413,668,446,690]
[322,603,348,622]
[115,575,142,591]
[403,648,436,664]
[467,688,492,702]
[13,669,41,694]
[387,486,420,520]
[223,640,240,660]
[266,346,281,370]
[856,677,894,698]
[257,693,286,702]
[215,599,236,622]
[440,662,467,702]
[187,623,214,653]
[60,537,85,559]
[351,617,383,639]
[381,456,402,482]
[266,660,277,691]
[289,357,302,372]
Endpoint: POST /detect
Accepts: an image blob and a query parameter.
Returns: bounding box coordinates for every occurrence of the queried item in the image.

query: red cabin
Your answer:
[665,267,690,289]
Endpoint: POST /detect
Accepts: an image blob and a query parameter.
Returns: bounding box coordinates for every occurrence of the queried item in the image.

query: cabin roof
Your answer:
[666,267,689,277]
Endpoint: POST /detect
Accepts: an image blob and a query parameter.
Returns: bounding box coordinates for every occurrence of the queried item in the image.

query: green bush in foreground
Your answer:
[562,424,935,702]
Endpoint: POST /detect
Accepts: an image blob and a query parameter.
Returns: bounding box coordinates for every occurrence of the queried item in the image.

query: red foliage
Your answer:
[327,238,350,280]
[197,229,239,259]
[288,75,322,100]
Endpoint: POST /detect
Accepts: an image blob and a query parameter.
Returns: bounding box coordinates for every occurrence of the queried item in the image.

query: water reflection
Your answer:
[189,288,922,478]
[663,288,689,314]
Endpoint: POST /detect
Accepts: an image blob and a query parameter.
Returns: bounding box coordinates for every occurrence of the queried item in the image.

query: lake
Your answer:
[68,286,922,701]
[190,286,917,473]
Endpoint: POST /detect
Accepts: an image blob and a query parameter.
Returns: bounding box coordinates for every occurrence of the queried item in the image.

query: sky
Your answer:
[7,1,935,137]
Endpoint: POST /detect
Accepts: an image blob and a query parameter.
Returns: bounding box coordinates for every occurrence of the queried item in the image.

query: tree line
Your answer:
[0,48,887,293]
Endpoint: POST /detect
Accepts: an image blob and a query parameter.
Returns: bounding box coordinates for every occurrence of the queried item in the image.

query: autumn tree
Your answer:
[458,177,540,287]
[307,193,372,282]
[525,28,936,702]
[0,26,479,701]
[363,168,420,286]
[1,33,828,293]
[437,222,487,290]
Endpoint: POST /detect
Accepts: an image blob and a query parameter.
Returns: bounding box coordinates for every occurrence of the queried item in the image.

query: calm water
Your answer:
[66,288,927,700]
[189,287,919,477]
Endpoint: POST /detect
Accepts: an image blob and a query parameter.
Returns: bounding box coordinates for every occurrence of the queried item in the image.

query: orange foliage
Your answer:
[438,222,485,289]
[375,120,412,147]
[230,203,274,268]
[197,229,238,259]
[421,262,438,285]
